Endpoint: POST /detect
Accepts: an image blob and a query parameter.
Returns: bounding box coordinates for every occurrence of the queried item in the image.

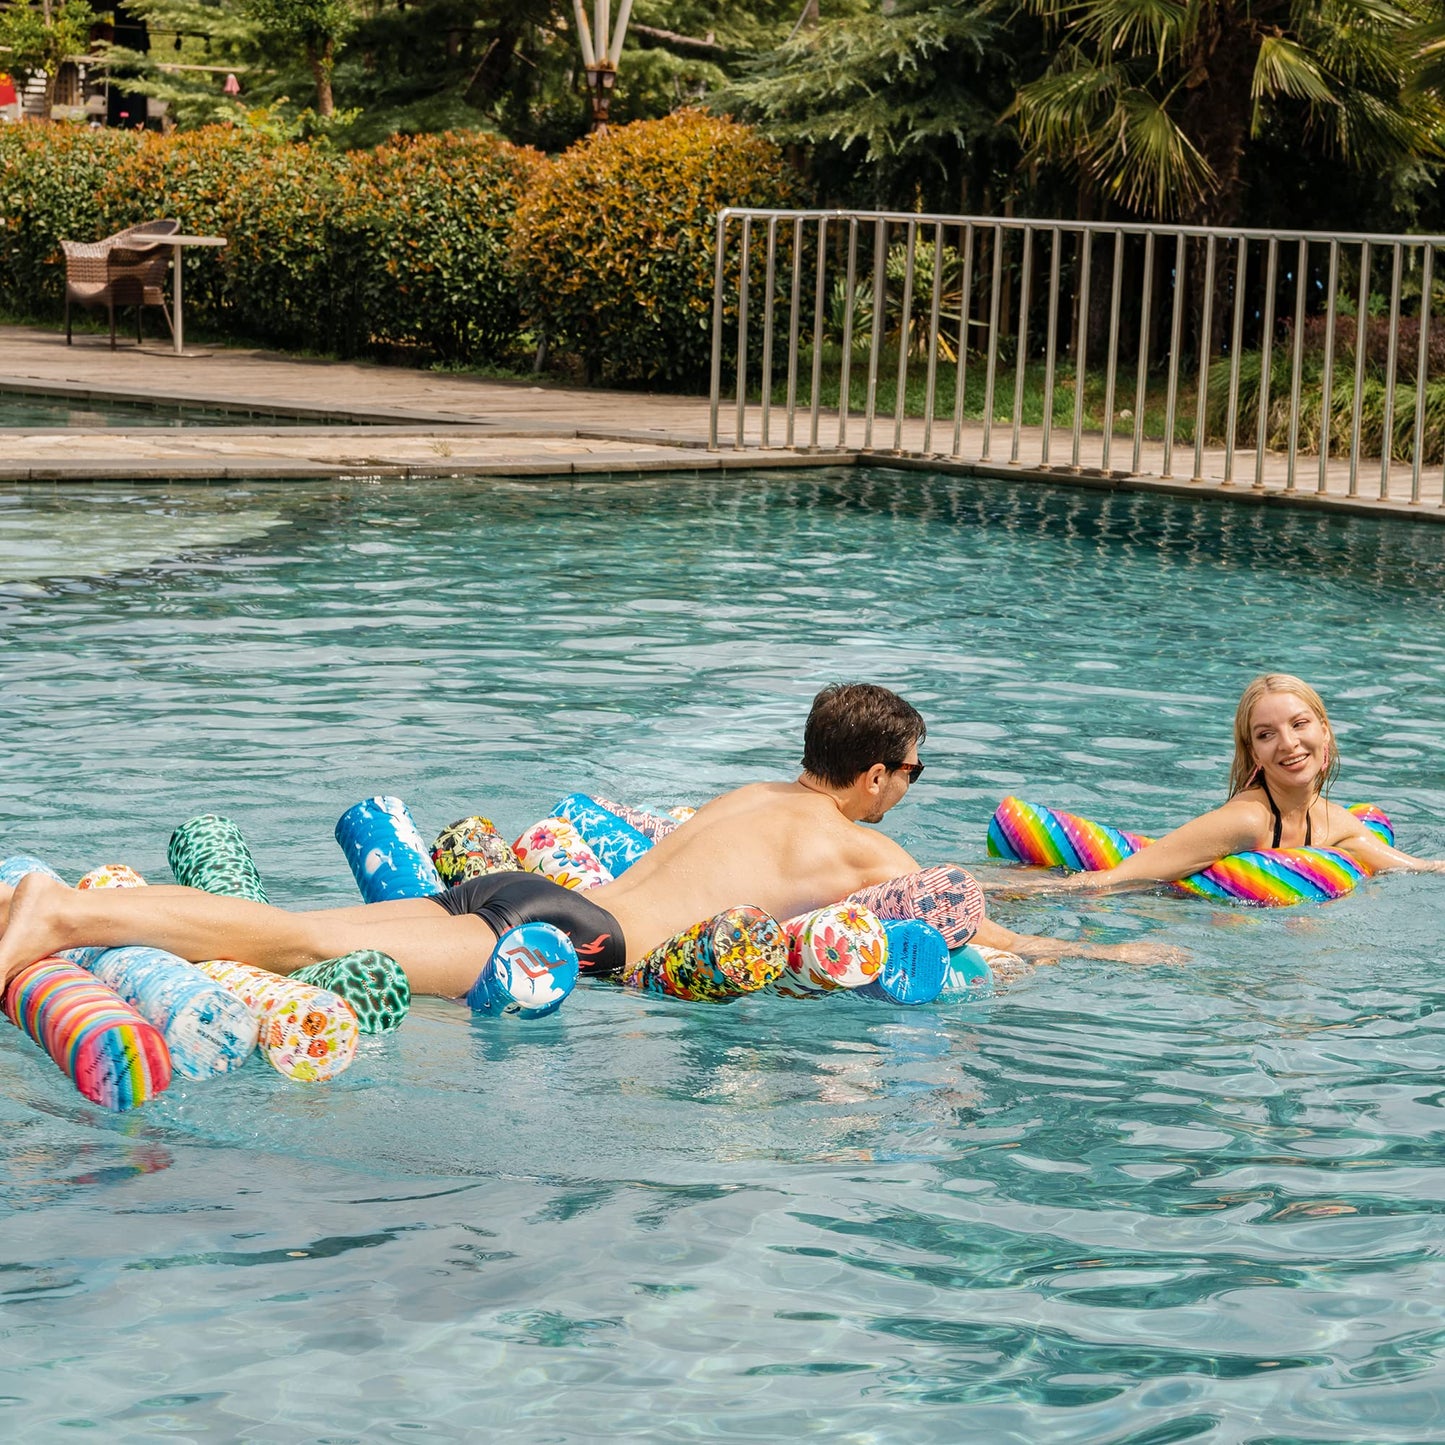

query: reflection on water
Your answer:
[0,469,1443,1440]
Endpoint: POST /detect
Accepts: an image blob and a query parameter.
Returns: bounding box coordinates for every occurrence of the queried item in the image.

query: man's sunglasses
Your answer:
[886,760,926,784]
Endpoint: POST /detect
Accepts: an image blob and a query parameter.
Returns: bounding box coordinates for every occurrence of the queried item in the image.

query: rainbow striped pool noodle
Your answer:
[987,796,1152,871]
[1348,803,1395,847]
[1172,847,1369,904]
[988,796,1372,906]
[4,957,172,1111]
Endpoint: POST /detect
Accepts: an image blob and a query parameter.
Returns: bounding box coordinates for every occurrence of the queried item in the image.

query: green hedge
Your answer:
[512,110,807,386]
[0,127,141,319]
[0,115,802,381]
[330,131,545,360]
[98,129,346,350]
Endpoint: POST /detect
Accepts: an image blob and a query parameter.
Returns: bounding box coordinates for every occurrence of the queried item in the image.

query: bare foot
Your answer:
[0,874,72,988]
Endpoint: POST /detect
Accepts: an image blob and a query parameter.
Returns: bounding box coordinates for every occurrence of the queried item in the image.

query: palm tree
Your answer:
[1010,0,1443,225]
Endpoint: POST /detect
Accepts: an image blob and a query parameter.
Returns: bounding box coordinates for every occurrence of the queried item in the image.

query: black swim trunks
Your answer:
[430,873,626,975]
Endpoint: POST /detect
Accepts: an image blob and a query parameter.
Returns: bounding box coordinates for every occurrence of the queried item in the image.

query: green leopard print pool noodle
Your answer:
[292,950,410,1034]
[168,814,269,903]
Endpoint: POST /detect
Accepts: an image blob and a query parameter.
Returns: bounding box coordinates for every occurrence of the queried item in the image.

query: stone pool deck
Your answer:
[1,323,1441,524]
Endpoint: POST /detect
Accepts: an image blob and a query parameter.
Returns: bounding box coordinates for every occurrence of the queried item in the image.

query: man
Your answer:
[0,683,1180,997]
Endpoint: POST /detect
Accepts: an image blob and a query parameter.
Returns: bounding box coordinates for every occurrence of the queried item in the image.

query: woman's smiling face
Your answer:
[1249,690,1331,789]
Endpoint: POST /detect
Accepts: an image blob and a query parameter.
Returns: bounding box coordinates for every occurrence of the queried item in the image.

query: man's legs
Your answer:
[0,875,498,999]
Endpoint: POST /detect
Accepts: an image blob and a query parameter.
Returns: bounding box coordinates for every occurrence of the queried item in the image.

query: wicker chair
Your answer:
[62,220,181,348]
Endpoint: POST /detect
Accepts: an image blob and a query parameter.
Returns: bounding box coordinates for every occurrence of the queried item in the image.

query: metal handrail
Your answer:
[707,206,1445,512]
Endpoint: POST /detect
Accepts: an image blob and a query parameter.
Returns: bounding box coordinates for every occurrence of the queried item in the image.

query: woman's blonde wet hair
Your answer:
[1229,673,1339,798]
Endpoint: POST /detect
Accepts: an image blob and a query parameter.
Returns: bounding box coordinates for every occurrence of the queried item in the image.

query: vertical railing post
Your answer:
[808,215,828,452]
[759,216,779,448]
[981,222,1004,461]
[1101,229,1124,473]
[1348,241,1372,496]
[951,223,976,458]
[1071,228,1092,469]
[1286,237,1308,492]
[922,221,944,455]
[1223,235,1248,483]
[1162,233,1185,479]
[784,215,804,449]
[893,219,917,454]
[1041,227,1062,466]
[1132,230,1155,476]
[1252,237,1278,488]
[1012,226,1034,464]
[837,218,859,450]
[863,217,888,450]
[1193,235,1218,482]
[734,214,752,450]
[1411,243,1433,504]
[1318,240,1340,493]
[708,209,730,451]
[1380,241,1403,500]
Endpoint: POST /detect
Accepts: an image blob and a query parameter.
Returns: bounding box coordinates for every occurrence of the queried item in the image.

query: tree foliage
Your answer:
[1009,0,1445,224]
[723,0,1029,211]
[244,0,355,115]
[0,0,96,113]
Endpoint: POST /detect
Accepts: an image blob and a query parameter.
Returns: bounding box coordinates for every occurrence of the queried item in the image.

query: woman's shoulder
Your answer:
[1321,797,1370,844]
[1208,790,1272,825]
[1184,791,1274,849]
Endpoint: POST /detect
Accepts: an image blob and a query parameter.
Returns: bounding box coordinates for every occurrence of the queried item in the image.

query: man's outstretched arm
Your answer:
[972,915,1188,967]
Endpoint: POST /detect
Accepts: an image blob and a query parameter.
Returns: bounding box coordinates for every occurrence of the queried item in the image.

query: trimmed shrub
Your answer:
[511,110,807,386]
[0,127,142,318]
[97,128,346,349]
[329,131,545,361]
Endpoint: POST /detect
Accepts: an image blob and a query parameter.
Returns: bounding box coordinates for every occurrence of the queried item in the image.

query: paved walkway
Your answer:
[2,323,1441,524]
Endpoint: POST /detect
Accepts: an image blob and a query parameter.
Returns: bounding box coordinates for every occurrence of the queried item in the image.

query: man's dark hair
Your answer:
[801,683,926,787]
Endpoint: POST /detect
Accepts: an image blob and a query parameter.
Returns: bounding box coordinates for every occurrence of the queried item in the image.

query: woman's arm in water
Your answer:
[993,798,1267,896]
[1327,806,1445,875]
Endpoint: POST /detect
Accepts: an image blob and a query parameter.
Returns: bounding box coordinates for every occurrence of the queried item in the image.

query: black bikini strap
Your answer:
[1259,774,1283,849]
[1258,774,1311,847]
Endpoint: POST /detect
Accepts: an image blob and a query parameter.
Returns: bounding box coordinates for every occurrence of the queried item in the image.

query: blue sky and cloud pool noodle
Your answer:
[336,796,444,902]
[86,945,260,1081]
[856,920,949,1004]
[0,855,65,888]
[466,922,578,1019]
[552,794,653,876]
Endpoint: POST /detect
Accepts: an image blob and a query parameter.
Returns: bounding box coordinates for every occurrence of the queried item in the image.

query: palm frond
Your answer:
[1066,0,1194,61]
[1253,35,1337,105]
[1082,86,1214,216]
[1009,55,1124,148]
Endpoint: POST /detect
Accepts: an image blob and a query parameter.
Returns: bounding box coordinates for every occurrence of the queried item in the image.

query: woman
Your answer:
[1044,673,1445,891]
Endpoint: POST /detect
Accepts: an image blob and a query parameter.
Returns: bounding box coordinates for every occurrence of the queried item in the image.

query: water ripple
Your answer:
[1,470,1444,1440]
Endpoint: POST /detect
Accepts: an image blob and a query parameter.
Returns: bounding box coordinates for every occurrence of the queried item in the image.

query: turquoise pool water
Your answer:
[1,470,1443,1441]
[0,391,340,428]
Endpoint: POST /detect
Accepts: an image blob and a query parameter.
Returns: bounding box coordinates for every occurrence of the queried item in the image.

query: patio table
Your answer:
[133,231,227,357]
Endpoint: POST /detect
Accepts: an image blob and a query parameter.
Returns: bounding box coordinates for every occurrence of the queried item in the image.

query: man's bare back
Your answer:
[595,781,918,961]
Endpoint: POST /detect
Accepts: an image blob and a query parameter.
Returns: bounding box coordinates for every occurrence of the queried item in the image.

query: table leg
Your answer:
[172,244,183,355]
